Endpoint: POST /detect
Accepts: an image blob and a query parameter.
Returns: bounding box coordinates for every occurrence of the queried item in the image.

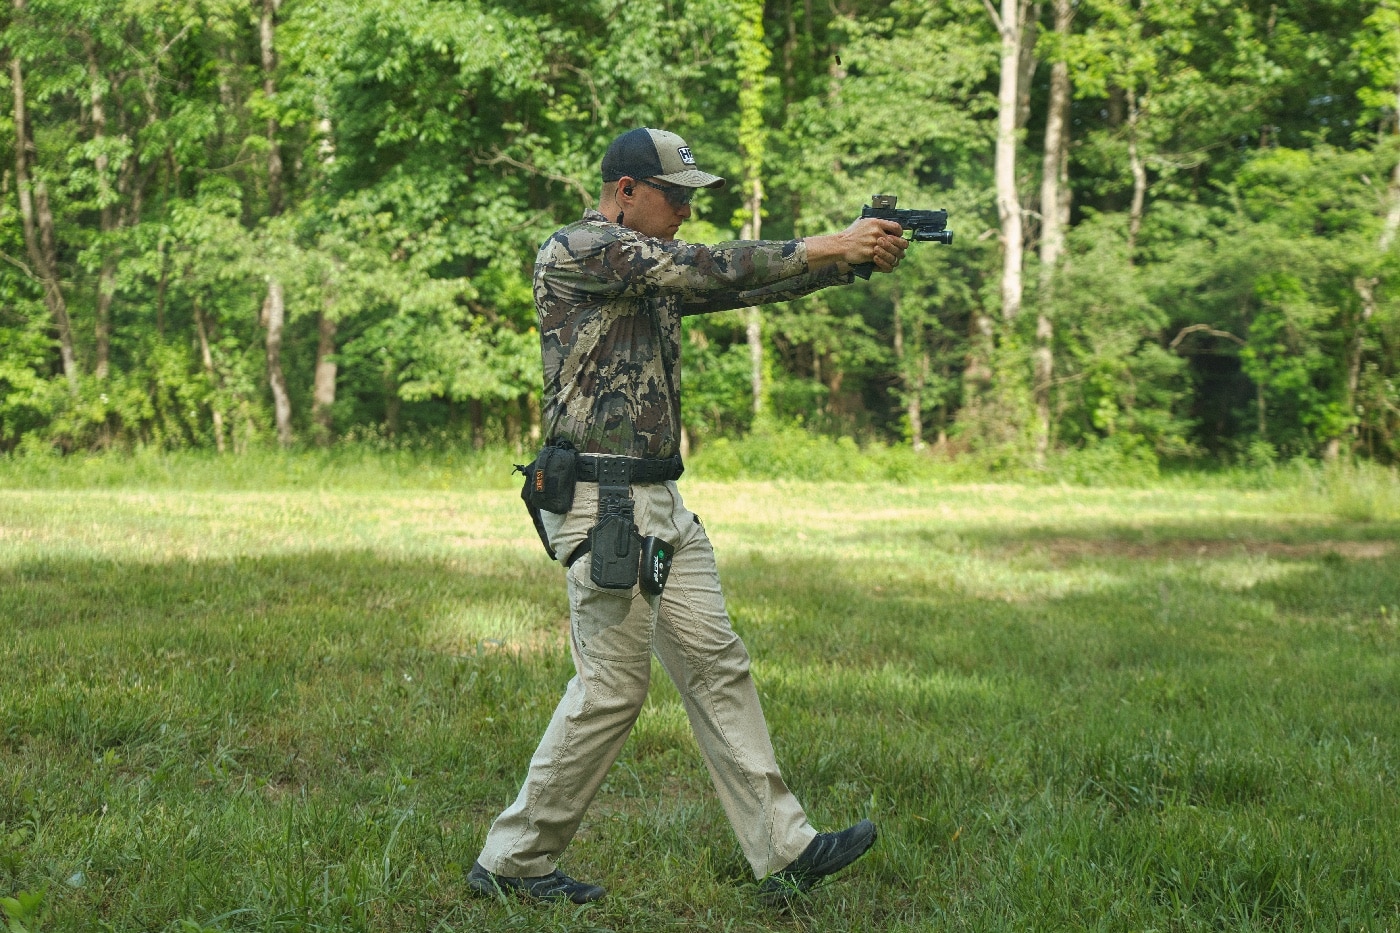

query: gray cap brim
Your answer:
[655,169,726,189]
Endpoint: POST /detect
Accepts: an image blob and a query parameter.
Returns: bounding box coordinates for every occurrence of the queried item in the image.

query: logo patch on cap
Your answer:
[677,147,696,166]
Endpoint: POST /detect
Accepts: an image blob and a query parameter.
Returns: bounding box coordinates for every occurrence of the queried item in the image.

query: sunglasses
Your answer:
[637,178,696,207]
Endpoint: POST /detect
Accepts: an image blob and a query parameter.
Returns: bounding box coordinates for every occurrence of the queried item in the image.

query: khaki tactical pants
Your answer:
[477,478,816,880]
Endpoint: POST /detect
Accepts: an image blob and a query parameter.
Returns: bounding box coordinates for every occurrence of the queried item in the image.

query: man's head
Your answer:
[598,128,724,240]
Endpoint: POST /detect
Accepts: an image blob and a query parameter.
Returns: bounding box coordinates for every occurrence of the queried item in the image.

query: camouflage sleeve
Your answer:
[678,262,854,317]
[543,224,811,299]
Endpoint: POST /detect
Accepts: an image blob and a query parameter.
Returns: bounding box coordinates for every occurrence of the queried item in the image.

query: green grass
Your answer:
[2,455,1399,931]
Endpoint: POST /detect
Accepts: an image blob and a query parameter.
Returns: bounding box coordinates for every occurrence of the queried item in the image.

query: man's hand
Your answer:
[807,217,909,273]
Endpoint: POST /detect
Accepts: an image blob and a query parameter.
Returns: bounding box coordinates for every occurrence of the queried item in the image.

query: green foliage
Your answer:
[680,316,756,441]
[690,418,978,483]
[1355,3,1400,132]
[1050,433,1163,486]
[0,890,46,933]
[1,0,1399,465]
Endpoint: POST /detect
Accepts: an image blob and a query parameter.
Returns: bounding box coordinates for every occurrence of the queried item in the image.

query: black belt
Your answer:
[575,454,683,484]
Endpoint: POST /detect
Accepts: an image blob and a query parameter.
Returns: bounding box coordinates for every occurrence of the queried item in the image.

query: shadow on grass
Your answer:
[0,549,582,784]
[6,517,1397,765]
[3,521,1398,931]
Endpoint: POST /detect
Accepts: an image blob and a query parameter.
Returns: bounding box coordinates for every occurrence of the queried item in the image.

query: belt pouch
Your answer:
[589,458,640,590]
[639,536,674,595]
[522,440,577,514]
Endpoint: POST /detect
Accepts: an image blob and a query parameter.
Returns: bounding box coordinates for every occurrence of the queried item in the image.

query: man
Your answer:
[468,127,907,906]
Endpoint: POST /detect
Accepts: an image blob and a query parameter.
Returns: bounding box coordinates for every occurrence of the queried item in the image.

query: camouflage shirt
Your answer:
[537,209,852,458]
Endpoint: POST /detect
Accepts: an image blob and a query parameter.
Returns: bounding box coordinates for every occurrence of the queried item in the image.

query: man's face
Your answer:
[620,177,694,241]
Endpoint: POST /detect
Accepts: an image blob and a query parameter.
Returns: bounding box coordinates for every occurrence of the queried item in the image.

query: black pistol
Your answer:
[853,194,953,279]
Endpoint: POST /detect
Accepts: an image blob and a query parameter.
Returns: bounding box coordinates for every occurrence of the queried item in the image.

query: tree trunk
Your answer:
[155,236,168,336]
[383,364,401,437]
[1016,3,1041,132]
[1257,382,1267,442]
[505,395,523,453]
[963,314,996,404]
[1127,88,1147,259]
[736,0,769,418]
[891,289,925,451]
[86,38,117,380]
[10,5,80,390]
[962,0,1029,419]
[94,262,117,379]
[260,0,292,446]
[742,175,763,417]
[194,298,227,454]
[470,398,485,450]
[309,109,339,447]
[263,280,293,448]
[526,391,542,444]
[1034,0,1073,467]
[260,0,284,218]
[311,309,338,445]
[261,275,293,445]
[990,0,1028,322]
[236,400,255,455]
[1333,81,1400,460]
[910,351,928,453]
[1336,276,1379,461]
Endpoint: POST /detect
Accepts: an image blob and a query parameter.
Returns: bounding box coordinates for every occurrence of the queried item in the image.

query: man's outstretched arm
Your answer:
[678,216,912,317]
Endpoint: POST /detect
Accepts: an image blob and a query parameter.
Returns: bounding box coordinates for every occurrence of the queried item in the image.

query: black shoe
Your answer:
[758,820,878,904]
[467,861,606,904]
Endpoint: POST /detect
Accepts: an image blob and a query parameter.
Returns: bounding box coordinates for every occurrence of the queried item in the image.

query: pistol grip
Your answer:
[852,261,875,280]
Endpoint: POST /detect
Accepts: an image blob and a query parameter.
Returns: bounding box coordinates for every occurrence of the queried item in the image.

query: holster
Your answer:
[589,458,641,589]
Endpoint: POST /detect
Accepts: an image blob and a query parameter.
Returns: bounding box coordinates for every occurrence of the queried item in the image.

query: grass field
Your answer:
[2,454,1399,932]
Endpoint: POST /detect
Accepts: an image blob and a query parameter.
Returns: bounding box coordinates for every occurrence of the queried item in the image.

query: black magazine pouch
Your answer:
[521,439,578,514]
[589,458,640,590]
[514,440,578,560]
[639,536,674,595]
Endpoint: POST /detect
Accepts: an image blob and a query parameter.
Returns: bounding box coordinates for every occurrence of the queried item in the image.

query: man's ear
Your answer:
[618,176,636,198]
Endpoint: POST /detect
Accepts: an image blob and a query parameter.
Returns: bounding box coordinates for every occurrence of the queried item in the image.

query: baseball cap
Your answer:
[600,128,726,189]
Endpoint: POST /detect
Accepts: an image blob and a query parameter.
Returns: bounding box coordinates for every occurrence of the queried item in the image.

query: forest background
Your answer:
[4,0,1400,471]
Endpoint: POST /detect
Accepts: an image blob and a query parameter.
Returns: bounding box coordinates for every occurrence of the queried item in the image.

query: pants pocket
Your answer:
[568,556,653,662]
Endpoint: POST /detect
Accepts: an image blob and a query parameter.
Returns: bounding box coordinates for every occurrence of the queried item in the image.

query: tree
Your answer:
[984,0,1035,323]
[259,0,293,447]
[7,0,78,389]
[0,0,1396,465]
[734,0,771,418]
[1033,0,1074,465]
[1340,0,1400,459]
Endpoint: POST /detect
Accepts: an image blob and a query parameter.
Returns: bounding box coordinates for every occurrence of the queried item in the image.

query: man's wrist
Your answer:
[804,233,848,269]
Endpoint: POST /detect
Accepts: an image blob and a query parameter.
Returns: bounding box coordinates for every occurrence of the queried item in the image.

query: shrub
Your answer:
[1045,435,1162,487]
[688,420,965,484]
